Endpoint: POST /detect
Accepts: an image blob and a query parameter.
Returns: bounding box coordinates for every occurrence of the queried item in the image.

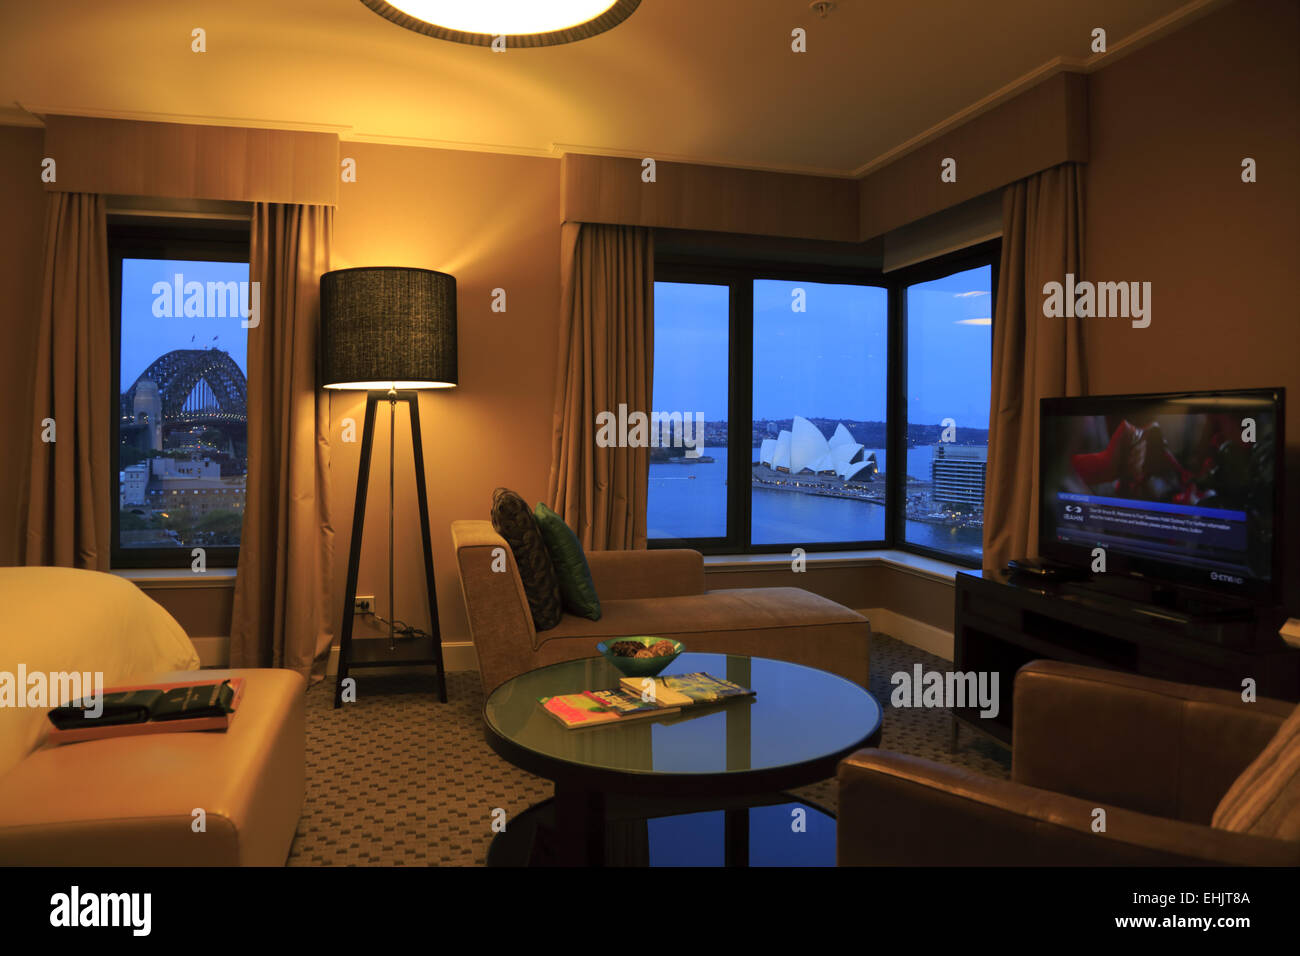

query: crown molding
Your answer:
[1,103,44,127]
[850,0,1229,177]
[340,130,557,158]
[549,142,858,179]
[17,104,350,135]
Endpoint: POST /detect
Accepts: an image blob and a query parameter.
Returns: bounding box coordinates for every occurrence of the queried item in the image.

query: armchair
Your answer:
[837,659,1300,865]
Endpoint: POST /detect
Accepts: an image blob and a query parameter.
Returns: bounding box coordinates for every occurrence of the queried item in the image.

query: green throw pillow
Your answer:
[533,503,602,621]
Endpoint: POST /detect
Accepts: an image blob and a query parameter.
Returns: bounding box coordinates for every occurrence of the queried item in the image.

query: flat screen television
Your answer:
[1039,388,1284,604]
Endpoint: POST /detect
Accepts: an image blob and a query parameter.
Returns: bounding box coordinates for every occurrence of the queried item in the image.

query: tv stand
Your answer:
[953,569,1299,748]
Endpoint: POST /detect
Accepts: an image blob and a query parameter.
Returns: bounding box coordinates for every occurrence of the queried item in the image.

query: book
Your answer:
[539,689,681,729]
[46,678,244,744]
[618,672,755,708]
[538,673,755,729]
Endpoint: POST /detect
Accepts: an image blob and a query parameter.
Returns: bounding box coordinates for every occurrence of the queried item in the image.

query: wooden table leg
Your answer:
[724,807,749,867]
[553,786,606,866]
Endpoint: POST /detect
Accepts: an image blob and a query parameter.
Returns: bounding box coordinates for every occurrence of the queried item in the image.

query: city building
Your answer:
[931,444,988,508]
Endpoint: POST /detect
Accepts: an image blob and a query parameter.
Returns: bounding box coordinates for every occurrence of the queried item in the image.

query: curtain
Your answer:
[547,222,654,550]
[230,203,334,677]
[22,193,111,569]
[983,164,1088,571]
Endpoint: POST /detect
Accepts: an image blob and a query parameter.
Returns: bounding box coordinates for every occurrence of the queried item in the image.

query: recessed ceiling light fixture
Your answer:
[360,0,643,48]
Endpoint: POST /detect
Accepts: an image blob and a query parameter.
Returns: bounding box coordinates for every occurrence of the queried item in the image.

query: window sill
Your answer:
[111,568,237,589]
[702,549,963,585]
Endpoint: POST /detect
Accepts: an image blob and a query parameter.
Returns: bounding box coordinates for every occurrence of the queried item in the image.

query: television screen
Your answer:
[1039,389,1283,601]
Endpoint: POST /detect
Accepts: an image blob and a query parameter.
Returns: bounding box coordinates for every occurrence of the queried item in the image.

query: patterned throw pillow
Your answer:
[533,502,601,621]
[1212,703,1300,841]
[490,488,563,631]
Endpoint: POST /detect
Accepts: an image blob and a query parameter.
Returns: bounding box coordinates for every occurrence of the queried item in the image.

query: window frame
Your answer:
[109,218,252,570]
[891,239,1001,569]
[652,257,891,555]
[650,239,1000,566]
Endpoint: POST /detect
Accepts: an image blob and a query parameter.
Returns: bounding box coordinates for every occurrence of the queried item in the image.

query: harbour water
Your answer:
[648,445,983,560]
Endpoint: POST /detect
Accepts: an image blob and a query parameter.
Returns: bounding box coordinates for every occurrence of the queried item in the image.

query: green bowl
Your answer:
[597,636,684,678]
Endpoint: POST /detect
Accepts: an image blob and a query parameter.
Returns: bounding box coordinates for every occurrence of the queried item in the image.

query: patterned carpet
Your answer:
[286,633,1010,866]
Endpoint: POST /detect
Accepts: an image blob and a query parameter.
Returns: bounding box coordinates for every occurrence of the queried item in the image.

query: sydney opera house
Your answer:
[757,416,879,482]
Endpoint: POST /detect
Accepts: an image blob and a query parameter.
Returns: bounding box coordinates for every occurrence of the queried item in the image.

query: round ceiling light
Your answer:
[361,0,642,47]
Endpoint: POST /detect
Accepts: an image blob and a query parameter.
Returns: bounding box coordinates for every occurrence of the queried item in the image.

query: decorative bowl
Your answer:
[596,636,685,678]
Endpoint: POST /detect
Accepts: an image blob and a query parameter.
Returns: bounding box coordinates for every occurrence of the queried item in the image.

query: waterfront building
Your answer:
[931,444,987,508]
[758,416,877,481]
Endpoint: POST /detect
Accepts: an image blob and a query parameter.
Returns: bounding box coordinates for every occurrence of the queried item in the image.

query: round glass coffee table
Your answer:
[483,651,882,866]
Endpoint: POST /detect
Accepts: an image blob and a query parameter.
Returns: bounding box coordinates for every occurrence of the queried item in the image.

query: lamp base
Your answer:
[334,390,448,708]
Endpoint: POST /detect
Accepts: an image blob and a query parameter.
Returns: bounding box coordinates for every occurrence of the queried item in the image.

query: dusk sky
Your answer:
[652,265,992,428]
[120,257,250,390]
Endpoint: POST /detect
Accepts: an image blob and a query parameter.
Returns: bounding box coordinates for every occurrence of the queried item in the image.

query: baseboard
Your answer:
[861,608,954,661]
[192,635,479,675]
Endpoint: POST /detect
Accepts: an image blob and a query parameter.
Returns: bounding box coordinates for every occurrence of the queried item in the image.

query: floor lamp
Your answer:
[320,266,457,709]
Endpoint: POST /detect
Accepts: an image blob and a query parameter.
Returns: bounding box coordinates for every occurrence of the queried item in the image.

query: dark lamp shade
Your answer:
[320,267,458,390]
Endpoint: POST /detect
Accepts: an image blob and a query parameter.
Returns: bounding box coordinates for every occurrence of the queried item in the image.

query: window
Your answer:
[110,221,251,568]
[752,279,888,546]
[647,282,730,541]
[898,257,995,563]
[650,241,998,566]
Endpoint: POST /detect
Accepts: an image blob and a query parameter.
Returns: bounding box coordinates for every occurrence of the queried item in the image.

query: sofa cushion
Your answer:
[540,587,862,640]
[533,587,871,688]
[1213,702,1300,841]
[0,567,200,781]
[490,488,563,631]
[534,502,601,620]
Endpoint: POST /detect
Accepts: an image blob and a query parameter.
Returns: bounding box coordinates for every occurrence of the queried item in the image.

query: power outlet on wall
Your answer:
[353,595,375,615]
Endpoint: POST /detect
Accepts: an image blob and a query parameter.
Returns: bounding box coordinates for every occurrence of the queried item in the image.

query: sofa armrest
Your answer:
[451,520,538,694]
[837,749,1300,866]
[586,548,704,600]
[1012,660,1291,823]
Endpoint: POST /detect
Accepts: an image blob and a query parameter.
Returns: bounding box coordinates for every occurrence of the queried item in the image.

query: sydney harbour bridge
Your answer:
[121,349,248,427]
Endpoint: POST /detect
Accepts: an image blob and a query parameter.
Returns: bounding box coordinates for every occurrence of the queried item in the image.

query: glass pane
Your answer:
[903,263,992,561]
[648,282,729,540]
[119,258,250,552]
[751,280,888,545]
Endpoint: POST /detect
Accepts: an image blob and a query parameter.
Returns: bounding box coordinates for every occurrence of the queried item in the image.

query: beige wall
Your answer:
[1082,0,1300,608]
[330,143,561,645]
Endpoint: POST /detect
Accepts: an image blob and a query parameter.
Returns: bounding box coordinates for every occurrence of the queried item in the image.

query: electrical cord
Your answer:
[369,613,430,641]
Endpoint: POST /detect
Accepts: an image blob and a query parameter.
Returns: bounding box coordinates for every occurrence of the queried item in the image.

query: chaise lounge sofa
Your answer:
[452,519,871,694]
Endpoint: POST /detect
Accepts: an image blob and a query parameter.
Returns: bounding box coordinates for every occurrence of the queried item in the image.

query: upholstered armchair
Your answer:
[838,660,1300,865]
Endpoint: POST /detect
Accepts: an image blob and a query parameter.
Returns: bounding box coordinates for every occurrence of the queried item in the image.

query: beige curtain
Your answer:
[230,203,334,677]
[547,222,654,550]
[22,193,111,569]
[983,164,1088,571]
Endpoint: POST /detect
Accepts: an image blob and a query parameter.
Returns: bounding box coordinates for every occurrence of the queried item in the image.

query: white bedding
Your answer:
[0,567,200,778]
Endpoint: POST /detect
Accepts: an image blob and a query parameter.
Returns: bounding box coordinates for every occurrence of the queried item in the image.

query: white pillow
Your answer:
[0,567,200,778]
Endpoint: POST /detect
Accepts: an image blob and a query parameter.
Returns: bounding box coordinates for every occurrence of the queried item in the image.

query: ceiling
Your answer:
[0,0,1213,176]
